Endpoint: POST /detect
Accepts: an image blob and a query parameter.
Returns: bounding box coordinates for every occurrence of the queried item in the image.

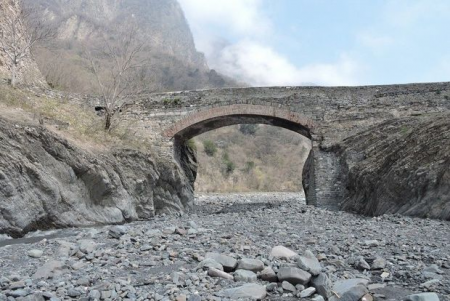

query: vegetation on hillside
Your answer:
[194,124,311,193]
[0,83,152,152]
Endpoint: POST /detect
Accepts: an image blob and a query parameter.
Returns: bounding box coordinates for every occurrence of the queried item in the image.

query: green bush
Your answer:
[186,139,197,151]
[224,160,235,174]
[239,124,258,135]
[244,161,255,173]
[203,140,217,156]
[221,152,235,175]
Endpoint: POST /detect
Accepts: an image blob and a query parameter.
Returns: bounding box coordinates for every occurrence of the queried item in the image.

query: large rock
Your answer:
[217,284,267,300]
[205,253,238,272]
[260,267,278,282]
[297,250,322,275]
[237,258,264,272]
[277,267,312,286]
[311,273,332,299]
[233,270,257,283]
[329,279,369,301]
[0,118,193,237]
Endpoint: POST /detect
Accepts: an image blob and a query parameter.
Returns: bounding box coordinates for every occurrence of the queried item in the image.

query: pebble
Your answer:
[0,193,448,300]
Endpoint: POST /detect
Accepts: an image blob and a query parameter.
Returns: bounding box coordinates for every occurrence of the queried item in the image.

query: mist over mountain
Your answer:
[24,0,240,93]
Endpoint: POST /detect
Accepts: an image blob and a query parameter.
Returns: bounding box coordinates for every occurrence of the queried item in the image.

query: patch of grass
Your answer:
[0,83,153,152]
[163,97,182,106]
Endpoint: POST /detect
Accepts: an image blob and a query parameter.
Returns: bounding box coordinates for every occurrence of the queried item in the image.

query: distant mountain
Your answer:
[24,0,240,93]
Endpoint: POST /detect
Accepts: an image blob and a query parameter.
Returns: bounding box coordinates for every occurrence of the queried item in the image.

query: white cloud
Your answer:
[178,0,359,86]
[213,40,359,86]
[178,0,271,36]
[358,33,394,55]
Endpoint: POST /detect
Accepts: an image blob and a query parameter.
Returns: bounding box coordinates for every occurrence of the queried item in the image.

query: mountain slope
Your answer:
[24,0,239,93]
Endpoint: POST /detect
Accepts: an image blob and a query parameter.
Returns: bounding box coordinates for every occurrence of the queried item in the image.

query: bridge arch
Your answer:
[163,104,316,205]
[164,104,315,141]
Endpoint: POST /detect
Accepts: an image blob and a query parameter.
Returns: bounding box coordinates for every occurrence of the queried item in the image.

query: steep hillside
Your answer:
[0,0,46,85]
[23,0,239,93]
[193,125,311,193]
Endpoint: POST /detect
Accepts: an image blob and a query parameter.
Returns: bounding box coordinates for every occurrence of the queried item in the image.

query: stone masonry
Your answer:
[120,82,450,209]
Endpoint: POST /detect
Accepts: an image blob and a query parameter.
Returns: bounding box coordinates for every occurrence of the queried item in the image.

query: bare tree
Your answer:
[0,0,53,87]
[87,23,147,130]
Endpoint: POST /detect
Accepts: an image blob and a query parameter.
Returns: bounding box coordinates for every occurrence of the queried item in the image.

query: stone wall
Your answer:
[120,82,450,209]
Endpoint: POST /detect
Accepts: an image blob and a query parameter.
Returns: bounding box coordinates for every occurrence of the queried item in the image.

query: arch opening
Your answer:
[165,106,316,204]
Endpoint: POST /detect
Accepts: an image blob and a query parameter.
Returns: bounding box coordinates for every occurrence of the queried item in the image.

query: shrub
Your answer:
[239,124,258,135]
[203,140,217,156]
[224,160,235,174]
[244,161,255,173]
[221,152,235,175]
[186,139,197,151]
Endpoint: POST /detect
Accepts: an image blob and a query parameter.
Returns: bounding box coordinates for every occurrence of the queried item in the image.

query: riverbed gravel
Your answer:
[0,193,449,301]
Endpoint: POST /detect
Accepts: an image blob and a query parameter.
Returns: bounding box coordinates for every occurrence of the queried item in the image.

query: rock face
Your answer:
[336,114,450,220]
[0,0,46,85]
[0,117,193,237]
[24,0,238,93]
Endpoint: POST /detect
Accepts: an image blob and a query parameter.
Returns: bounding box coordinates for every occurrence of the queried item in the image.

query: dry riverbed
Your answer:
[0,193,449,300]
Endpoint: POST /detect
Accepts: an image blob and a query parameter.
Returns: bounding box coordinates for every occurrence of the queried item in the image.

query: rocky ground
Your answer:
[0,193,449,301]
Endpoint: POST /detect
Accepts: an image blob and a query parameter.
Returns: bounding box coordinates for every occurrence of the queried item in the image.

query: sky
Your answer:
[178,0,450,87]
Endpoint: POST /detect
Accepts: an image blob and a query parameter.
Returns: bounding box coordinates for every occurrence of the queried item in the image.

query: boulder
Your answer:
[277,267,311,286]
[329,279,369,301]
[260,267,278,282]
[206,253,238,272]
[237,258,264,272]
[234,270,257,283]
[297,250,322,275]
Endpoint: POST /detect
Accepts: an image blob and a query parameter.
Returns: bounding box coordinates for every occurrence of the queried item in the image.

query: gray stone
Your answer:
[297,250,322,275]
[234,270,257,282]
[282,281,296,292]
[32,260,64,279]
[217,283,267,299]
[208,268,233,280]
[403,293,440,301]
[270,246,298,259]
[310,273,332,298]
[299,287,316,297]
[27,250,43,258]
[205,252,237,272]
[78,239,97,254]
[260,267,277,282]
[277,267,312,285]
[109,226,127,239]
[329,279,369,301]
[371,256,386,270]
[356,257,371,270]
[197,258,223,271]
[237,258,264,272]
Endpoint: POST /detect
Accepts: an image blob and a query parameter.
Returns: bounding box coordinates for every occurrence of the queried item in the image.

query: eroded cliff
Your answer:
[0,117,193,237]
[336,113,450,220]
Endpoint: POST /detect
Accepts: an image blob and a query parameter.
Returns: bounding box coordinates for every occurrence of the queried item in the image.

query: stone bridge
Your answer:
[121,82,450,209]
